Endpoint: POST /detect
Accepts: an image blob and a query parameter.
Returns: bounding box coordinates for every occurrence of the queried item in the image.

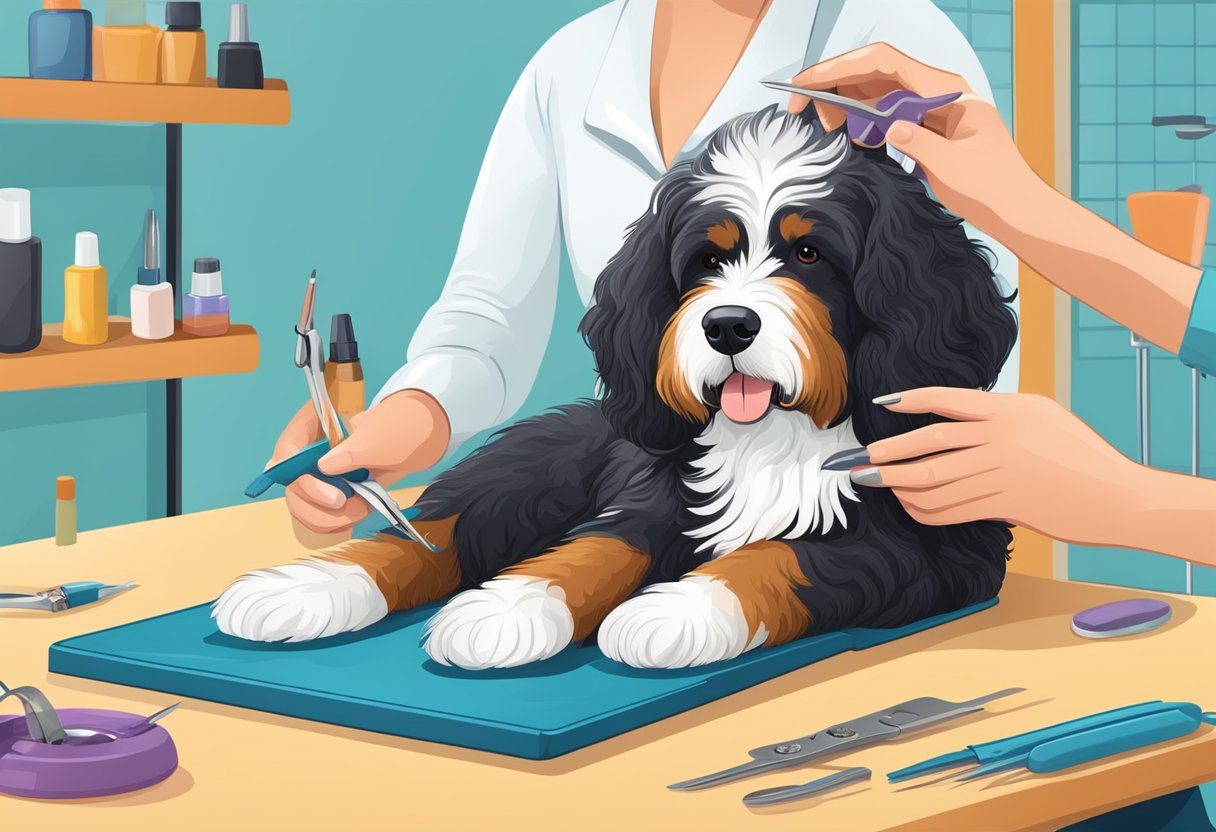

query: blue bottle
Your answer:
[29,0,93,81]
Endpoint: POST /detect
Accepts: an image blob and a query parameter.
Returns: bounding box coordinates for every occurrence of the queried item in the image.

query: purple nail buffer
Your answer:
[0,708,178,799]
[1071,598,1172,639]
[844,90,963,149]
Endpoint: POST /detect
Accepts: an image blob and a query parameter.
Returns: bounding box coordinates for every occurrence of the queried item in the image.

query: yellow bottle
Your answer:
[63,231,108,345]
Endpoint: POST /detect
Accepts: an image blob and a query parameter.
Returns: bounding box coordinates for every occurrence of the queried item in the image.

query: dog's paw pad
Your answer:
[422,577,574,669]
[211,559,387,642]
[598,577,760,668]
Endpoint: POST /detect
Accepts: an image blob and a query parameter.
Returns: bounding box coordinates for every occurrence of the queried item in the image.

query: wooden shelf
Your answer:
[0,76,290,125]
[0,317,259,392]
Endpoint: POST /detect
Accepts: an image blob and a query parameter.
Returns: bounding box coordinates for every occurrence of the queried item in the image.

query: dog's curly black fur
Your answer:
[414,105,1018,638]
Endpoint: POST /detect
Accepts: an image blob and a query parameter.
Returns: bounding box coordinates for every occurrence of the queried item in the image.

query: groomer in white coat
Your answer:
[275,0,1022,534]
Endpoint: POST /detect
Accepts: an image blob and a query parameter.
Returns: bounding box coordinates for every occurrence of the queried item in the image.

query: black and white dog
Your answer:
[214,105,1018,670]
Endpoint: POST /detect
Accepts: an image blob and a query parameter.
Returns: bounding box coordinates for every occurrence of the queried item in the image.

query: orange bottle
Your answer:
[160,2,206,85]
[94,0,160,83]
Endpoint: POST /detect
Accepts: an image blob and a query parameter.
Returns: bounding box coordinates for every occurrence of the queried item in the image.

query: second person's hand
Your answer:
[848,387,1141,546]
[786,43,1041,234]
[270,390,451,534]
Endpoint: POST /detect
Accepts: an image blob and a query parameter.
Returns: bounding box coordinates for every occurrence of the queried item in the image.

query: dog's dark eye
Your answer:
[701,253,721,270]
[796,245,820,265]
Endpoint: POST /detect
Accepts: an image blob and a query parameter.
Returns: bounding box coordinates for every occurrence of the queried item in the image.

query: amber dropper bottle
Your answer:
[323,313,365,427]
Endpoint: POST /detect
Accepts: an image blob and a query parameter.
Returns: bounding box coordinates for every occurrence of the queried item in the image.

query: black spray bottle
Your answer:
[0,188,42,353]
[218,3,264,90]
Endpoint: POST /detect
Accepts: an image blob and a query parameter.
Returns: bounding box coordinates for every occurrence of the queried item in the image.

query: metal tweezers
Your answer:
[295,272,439,553]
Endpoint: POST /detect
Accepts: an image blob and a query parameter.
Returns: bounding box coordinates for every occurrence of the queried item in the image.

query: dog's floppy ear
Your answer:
[580,175,699,456]
[846,162,1018,445]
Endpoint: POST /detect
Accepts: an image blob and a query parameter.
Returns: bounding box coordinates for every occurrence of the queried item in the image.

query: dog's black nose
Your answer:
[702,306,761,356]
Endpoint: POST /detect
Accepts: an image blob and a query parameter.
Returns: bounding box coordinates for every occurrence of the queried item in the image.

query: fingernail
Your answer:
[320,485,345,509]
[822,447,871,471]
[872,393,902,406]
[319,450,351,473]
[850,466,883,486]
[887,121,914,144]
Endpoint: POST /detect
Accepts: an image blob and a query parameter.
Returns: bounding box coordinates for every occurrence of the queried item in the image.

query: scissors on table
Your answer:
[0,581,136,612]
[245,271,440,553]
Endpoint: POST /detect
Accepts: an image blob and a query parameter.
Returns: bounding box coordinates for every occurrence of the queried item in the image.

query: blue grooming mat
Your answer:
[49,597,996,760]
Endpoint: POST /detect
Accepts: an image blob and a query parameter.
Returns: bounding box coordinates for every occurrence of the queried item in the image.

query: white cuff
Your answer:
[372,348,507,451]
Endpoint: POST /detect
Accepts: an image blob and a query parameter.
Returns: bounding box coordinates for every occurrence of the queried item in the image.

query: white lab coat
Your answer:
[374,0,1021,449]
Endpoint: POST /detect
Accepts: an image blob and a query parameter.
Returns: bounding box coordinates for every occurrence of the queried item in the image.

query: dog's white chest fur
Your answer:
[684,410,860,557]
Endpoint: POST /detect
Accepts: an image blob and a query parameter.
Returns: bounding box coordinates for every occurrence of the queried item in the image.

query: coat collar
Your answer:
[584,0,823,179]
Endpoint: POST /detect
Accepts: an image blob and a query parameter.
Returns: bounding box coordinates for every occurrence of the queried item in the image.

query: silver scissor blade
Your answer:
[959,687,1027,709]
[668,757,794,791]
[0,593,51,611]
[759,81,884,117]
[742,766,872,807]
[347,480,442,554]
[894,687,1027,733]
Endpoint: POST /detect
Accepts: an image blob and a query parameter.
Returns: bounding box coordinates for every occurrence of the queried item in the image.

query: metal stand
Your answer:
[1131,332,1151,466]
[1188,367,1201,595]
[166,124,183,517]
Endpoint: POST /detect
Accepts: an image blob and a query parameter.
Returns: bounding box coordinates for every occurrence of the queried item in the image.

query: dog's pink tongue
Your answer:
[720,372,775,423]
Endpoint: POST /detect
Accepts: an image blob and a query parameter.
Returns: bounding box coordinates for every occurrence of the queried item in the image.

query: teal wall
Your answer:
[935,0,1014,126]
[0,0,600,545]
[1072,0,1216,595]
[0,0,1008,546]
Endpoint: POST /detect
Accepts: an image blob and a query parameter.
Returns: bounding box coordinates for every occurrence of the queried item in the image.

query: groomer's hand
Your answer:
[270,390,451,534]
[850,388,1141,545]
[786,43,1037,233]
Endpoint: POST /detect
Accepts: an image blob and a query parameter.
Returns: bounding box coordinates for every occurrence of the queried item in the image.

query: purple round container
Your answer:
[0,708,178,799]
[1071,598,1172,639]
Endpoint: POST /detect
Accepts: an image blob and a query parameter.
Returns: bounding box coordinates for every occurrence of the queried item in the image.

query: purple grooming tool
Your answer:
[762,81,962,147]
[845,89,962,148]
[0,706,178,799]
[1072,598,1172,639]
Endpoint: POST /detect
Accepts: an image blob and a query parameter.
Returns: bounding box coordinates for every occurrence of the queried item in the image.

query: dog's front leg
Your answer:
[212,517,461,642]
[598,541,812,669]
[422,537,651,670]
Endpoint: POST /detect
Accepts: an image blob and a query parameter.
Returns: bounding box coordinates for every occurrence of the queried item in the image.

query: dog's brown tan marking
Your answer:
[772,277,848,428]
[779,212,815,243]
[317,516,461,611]
[500,538,651,639]
[687,540,812,646]
[706,218,740,250]
[657,285,713,423]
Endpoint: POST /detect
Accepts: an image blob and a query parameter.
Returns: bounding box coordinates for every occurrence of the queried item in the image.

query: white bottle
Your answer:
[130,209,174,340]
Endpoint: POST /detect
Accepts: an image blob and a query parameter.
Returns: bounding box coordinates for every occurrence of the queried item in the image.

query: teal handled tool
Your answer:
[0,581,135,612]
[244,271,438,552]
[888,701,1216,783]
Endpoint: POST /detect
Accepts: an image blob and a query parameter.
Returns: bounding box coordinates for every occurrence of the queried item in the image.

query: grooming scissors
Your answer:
[281,272,439,552]
[0,581,136,612]
[668,687,1023,791]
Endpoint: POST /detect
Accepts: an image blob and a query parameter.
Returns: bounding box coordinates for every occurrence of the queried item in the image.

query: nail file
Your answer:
[1071,598,1172,639]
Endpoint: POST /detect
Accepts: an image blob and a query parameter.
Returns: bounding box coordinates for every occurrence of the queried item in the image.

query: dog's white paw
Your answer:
[211,559,388,642]
[422,577,574,669]
[598,576,765,668]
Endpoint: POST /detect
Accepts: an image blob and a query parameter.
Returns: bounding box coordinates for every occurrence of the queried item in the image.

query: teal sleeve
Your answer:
[1179,267,1216,376]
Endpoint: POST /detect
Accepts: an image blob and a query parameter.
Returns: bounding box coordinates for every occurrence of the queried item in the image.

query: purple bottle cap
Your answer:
[1071,598,1172,639]
[0,708,178,798]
